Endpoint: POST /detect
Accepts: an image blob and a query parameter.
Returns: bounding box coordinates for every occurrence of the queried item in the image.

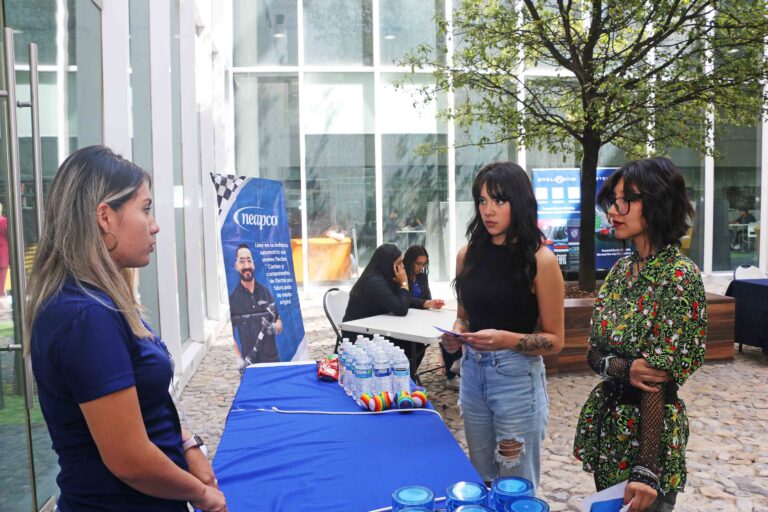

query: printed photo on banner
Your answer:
[533,167,622,272]
[211,174,308,371]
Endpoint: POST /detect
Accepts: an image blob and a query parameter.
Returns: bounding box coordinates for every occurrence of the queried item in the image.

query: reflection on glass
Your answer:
[715,120,761,271]
[380,0,444,65]
[303,0,373,66]
[382,134,449,280]
[306,135,375,281]
[664,146,705,268]
[304,73,374,282]
[234,73,302,250]
[234,0,298,66]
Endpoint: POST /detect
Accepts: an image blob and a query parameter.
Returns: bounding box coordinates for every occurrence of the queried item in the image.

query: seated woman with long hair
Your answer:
[341,244,419,364]
[28,146,226,511]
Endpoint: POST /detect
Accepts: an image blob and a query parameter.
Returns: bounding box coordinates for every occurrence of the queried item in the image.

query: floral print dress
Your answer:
[573,245,707,494]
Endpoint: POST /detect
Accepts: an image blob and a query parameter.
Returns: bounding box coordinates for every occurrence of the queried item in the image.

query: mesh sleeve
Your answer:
[586,345,632,381]
[630,387,664,493]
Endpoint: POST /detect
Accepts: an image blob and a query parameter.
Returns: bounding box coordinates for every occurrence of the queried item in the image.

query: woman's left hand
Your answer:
[185,447,218,488]
[460,329,507,351]
[424,299,445,310]
[624,481,658,511]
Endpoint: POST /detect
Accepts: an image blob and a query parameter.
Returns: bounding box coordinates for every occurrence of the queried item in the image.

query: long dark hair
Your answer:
[350,243,402,297]
[403,245,429,286]
[454,162,543,294]
[597,156,694,252]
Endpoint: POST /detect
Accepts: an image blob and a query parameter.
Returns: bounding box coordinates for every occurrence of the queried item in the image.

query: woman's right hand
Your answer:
[424,299,445,309]
[393,261,408,286]
[191,485,228,512]
[629,358,669,392]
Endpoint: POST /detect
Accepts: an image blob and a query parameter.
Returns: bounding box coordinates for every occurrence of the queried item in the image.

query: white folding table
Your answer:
[340,307,457,344]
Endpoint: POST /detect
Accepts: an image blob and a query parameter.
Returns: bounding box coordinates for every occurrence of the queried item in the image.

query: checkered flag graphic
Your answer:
[210,173,246,215]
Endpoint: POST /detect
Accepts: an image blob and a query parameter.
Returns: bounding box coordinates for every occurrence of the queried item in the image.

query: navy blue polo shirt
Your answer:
[31,281,188,511]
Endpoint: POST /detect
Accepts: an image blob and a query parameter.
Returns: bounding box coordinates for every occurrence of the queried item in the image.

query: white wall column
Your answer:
[100,0,131,156]
[179,0,205,342]
[149,0,183,366]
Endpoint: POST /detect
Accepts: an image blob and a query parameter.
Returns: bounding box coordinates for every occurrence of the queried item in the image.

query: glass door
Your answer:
[0,17,57,512]
[0,0,104,509]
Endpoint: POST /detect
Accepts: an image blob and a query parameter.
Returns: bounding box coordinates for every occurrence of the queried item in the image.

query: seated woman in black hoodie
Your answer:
[342,244,415,364]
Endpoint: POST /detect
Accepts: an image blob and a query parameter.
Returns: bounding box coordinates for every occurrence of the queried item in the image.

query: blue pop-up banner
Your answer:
[211,174,308,366]
[533,167,624,271]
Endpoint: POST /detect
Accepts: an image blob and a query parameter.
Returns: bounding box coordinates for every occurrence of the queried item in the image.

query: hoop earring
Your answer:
[104,231,119,252]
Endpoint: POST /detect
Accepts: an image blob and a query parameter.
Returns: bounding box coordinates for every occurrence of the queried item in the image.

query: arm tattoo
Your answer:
[516,333,554,354]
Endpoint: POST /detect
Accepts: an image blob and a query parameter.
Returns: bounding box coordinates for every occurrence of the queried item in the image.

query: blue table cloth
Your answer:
[213,362,481,511]
[725,278,768,354]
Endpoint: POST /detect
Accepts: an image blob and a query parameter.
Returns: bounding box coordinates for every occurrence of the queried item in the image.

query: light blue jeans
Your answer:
[459,348,548,491]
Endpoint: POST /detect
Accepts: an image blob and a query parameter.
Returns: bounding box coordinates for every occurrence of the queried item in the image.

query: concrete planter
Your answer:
[544,292,735,375]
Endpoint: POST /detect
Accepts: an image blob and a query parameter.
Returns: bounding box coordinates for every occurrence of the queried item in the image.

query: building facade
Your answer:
[232,0,765,285]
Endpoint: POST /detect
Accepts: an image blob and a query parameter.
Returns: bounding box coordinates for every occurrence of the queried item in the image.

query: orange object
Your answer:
[291,237,351,282]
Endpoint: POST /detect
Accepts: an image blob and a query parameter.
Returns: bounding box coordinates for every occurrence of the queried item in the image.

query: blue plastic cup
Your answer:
[391,485,435,511]
[489,477,533,511]
[445,481,489,511]
[454,505,493,512]
[503,497,550,512]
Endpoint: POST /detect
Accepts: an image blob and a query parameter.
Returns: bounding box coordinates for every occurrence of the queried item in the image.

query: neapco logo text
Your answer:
[234,206,278,231]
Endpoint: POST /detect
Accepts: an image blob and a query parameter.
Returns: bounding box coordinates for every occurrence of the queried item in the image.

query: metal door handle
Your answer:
[0,343,22,352]
[3,27,34,410]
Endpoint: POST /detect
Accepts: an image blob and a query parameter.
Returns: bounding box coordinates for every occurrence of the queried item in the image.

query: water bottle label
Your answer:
[393,368,409,377]
[374,368,391,377]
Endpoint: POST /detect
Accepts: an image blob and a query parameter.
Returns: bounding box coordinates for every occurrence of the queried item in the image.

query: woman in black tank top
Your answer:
[440,162,564,490]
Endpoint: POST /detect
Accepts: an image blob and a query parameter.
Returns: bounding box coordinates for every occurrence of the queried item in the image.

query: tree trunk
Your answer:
[578,135,601,291]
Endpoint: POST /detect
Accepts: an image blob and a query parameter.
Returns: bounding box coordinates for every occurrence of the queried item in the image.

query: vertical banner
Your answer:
[533,167,622,271]
[211,174,308,367]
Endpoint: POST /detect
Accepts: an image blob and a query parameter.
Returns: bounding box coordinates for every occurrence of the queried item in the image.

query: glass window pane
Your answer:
[715,120,761,271]
[234,0,298,66]
[664,146,705,269]
[233,73,302,238]
[303,0,373,66]
[380,0,444,66]
[304,73,375,281]
[382,134,449,280]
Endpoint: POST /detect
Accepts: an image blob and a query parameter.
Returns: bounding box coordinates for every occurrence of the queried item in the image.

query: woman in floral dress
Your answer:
[573,157,707,512]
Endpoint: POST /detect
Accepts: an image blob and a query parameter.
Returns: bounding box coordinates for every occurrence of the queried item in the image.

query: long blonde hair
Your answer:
[26,145,153,352]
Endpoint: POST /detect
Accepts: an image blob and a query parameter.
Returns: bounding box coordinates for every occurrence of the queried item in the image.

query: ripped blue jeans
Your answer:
[459,348,548,491]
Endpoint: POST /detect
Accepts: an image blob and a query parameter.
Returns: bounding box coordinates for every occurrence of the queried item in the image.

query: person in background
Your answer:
[573,157,707,511]
[0,202,8,297]
[730,208,757,250]
[342,244,423,368]
[27,146,226,511]
[441,162,564,491]
[402,245,459,389]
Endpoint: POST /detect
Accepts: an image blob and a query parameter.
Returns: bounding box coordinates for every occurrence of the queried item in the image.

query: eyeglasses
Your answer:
[601,194,642,215]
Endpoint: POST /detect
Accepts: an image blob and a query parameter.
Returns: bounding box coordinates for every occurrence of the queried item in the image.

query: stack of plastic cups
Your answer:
[445,482,488,511]
[391,486,435,511]
[454,506,492,512]
[502,498,550,512]
[489,477,533,511]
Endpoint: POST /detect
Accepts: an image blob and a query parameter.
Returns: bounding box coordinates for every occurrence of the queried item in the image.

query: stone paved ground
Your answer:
[181,295,768,512]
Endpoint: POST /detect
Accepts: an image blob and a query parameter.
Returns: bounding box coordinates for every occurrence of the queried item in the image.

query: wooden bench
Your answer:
[544,292,734,375]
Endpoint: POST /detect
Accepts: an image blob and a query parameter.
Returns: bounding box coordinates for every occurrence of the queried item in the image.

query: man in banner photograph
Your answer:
[229,242,283,367]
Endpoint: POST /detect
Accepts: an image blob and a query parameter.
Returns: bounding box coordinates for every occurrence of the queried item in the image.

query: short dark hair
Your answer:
[597,156,694,251]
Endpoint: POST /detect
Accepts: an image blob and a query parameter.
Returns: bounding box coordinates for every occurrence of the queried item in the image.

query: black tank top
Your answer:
[459,242,539,334]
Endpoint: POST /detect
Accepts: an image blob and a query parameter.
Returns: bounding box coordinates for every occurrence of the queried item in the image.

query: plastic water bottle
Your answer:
[392,350,411,394]
[355,353,373,400]
[372,351,393,396]
[345,348,358,397]
[338,339,351,388]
